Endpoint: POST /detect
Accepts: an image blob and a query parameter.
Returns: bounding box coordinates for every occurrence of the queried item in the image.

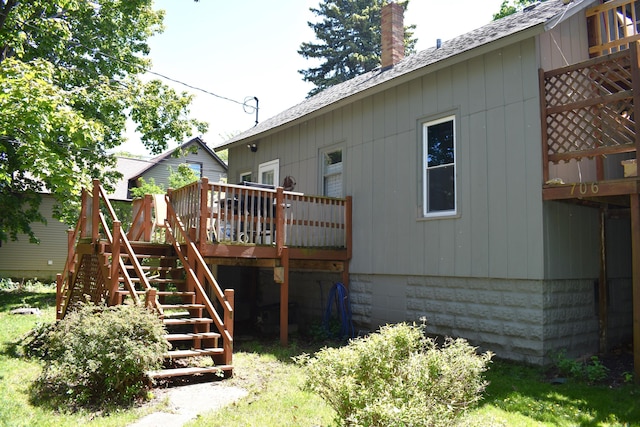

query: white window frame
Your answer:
[258,159,279,187]
[423,115,457,218]
[320,146,343,197]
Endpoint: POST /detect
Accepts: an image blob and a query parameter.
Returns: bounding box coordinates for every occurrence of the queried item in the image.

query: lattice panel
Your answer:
[67,254,107,312]
[544,53,636,161]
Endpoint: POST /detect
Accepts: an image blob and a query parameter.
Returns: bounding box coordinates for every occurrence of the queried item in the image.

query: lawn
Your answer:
[1,282,639,426]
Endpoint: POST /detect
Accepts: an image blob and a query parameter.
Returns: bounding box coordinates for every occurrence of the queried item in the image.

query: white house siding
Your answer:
[0,195,69,280]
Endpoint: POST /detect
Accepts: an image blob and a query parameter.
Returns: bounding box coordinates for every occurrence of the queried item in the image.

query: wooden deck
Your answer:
[540,17,640,377]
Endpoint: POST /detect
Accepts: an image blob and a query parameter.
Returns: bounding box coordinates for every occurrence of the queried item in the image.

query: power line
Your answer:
[12,16,259,112]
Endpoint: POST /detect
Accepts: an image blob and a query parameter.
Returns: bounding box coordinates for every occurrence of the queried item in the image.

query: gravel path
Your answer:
[129,382,248,427]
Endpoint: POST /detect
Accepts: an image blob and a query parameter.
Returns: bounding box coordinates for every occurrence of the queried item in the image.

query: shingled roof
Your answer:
[217,0,592,150]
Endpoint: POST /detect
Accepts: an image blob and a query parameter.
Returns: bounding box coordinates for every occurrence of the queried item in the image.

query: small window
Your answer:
[423,116,456,217]
[258,159,279,186]
[322,148,343,197]
[187,161,203,178]
[239,171,252,183]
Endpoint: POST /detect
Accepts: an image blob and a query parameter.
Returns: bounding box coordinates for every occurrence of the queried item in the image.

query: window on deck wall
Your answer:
[322,148,343,197]
[258,159,279,186]
[423,116,456,217]
[239,171,252,183]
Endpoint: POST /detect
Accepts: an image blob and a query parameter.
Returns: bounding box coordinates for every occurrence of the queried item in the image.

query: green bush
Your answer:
[552,350,609,384]
[31,303,169,410]
[295,323,493,427]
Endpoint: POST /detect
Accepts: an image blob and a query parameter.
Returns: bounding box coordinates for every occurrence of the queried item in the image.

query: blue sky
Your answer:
[120,0,505,155]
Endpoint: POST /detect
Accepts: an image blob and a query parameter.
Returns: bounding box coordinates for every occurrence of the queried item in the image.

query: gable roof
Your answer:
[111,137,227,200]
[217,0,593,150]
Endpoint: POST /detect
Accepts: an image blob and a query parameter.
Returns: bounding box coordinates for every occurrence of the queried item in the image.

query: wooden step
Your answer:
[160,304,205,310]
[129,277,186,284]
[167,348,224,359]
[163,317,213,326]
[148,365,233,379]
[116,290,195,297]
[165,332,221,341]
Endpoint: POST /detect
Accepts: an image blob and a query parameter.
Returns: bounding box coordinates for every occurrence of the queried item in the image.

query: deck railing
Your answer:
[540,42,640,183]
[169,178,351,252]
[587,0,640,57]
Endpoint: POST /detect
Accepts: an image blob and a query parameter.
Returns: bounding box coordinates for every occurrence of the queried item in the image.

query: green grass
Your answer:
[2,282,640,426]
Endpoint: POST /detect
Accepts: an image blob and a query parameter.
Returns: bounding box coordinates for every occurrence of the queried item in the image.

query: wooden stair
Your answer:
[112,242,233,380]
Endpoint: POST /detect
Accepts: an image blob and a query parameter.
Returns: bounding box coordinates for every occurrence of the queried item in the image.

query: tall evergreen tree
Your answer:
[298,0,416,97]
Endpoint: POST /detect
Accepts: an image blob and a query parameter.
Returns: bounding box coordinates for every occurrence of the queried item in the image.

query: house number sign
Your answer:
[570,182,599,196]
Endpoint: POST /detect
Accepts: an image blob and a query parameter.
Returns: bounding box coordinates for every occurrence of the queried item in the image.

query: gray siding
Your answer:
[0,195,69,280]
[140,145,226,188]
[230,39,546,280]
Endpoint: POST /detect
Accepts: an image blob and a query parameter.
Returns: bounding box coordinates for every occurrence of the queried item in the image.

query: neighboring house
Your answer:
[113,137,228,201]
[218,0,639,365]
[0,137,227,279]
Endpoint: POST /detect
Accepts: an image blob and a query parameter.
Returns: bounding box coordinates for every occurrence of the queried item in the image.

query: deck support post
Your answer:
[279,247,290,346]
[199,177,209,246]
[92,179,100,243]
[109,221,121,306]
[630,193,640,381]
[598,207,608,353]
[55,274,63,320]
[224,288,235,365]
[143,194,152,242]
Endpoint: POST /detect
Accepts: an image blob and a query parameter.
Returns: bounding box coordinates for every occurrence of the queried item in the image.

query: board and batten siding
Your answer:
[0,195,69,280]
[230,38,548,281]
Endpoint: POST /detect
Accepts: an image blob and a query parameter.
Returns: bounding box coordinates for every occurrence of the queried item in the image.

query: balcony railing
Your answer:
[168,178,351,254]
[540,42,640,184]
[587,0,640,57]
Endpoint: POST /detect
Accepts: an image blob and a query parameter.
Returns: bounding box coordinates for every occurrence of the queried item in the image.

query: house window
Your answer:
[258,159,279,186]
[423,116,456,217]
[322,148,343,197]
[239,171,252,183]
[187,161,203,178]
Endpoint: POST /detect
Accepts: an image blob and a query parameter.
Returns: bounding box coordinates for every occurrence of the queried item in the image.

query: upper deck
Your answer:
[541,0,640,204]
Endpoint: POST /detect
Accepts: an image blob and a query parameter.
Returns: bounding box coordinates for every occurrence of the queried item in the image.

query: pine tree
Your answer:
[298,0,416,97]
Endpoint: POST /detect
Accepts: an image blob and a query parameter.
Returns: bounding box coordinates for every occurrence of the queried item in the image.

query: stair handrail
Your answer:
[164,197,233,351]
[93,181,162,312]
[56,190,90,319]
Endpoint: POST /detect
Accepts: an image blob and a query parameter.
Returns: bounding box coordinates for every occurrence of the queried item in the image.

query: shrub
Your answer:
[552,350,609,384]
[31,303,169,410]
[295,323,493,427]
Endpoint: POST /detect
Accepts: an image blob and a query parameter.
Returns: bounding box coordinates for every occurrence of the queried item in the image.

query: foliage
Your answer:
[298,0,417,96]
[295,323,493,427]
[168,163,199,189]
[552,349,610,384]
[30,303,169,410]
[493,0,537,20]
[0,277,55,292]
[129,177,165,199]
[0,0,208,244]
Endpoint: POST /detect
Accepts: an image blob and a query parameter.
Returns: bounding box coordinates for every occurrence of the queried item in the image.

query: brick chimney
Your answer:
[381,2,405,69]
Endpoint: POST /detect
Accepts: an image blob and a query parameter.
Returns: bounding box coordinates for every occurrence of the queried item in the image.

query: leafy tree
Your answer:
[129,177,164,199]
[0,0,207,243]
[493,0,536,20]
[167,163,199,189]
[298,0,417,97]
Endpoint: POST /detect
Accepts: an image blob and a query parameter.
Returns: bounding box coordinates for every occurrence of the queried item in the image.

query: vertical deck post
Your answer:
[92,179,100,243]
[109,221,121,306]
[80,189,88,238]
[632,42,640,157]
[538,68,550,184]
[143,194,152,242]
[276,187,285,256]
[224,288,235,365]
[199,177,209,246]
[66,229,75,275]
[279,247,290,346]
[598,207,608,353]
[631,193,640,381]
